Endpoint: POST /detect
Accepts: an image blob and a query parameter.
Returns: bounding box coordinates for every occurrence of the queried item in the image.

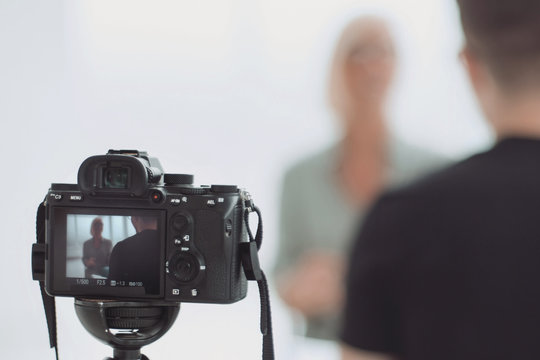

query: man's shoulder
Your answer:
[112,234,137,251]
[354,153,492,260]
[385,150,491,202]
[364,150,494,231]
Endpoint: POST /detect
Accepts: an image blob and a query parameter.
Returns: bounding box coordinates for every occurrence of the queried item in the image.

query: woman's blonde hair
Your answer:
[90,217,103,236]
[327,16,394,118]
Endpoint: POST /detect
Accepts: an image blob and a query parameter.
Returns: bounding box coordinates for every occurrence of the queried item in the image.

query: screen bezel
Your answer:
[47,206,166,299]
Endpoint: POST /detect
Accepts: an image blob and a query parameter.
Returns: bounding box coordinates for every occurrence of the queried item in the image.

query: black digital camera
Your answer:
[36,150,251,304]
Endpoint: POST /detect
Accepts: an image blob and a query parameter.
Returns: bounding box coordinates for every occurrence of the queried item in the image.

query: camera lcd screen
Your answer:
[50,208,165,298]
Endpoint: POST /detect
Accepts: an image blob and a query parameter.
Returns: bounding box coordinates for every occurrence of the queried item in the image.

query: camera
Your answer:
[37,149,250,304]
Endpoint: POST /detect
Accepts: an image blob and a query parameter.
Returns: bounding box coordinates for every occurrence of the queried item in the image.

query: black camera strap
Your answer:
[34,202,60,360]
[241,203,275,360]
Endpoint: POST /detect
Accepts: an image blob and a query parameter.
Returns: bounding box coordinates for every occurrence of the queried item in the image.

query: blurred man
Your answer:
[108,215,160,294]
[340,1,540,359]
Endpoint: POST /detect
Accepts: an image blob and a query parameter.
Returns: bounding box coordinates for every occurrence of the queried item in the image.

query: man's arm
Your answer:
[341,344,397,360]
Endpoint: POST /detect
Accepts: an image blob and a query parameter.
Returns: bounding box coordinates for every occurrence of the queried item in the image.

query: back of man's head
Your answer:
[131,216,158,233]
[457,0,540,90]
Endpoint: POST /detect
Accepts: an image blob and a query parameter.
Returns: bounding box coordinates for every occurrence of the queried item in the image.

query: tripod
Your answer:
[74,299,180,360]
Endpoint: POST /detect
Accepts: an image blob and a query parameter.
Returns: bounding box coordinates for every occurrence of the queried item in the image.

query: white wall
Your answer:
[1,0,490,359]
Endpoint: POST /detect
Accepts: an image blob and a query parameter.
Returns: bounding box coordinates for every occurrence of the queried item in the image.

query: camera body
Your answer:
[42,150,249,304]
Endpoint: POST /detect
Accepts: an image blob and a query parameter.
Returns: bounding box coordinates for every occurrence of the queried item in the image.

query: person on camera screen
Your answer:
[108,215,160,294]
[82,217,112,278]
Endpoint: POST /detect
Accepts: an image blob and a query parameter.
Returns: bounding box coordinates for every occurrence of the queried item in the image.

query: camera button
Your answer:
[171,214,189,232]
[169,196,188,206]
[172,289,180,296]
[49,193,63,201]
[150,190,164,203]
[173,234,190,247]
[207,197,225,207]
[191,289,198,297]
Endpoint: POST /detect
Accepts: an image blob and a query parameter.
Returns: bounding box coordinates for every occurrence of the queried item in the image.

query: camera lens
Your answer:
[103,167,129,189]
[169,253,200,283]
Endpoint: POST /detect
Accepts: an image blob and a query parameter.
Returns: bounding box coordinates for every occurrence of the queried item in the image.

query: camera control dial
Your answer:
[171,214,189,233]
[164,174,194,185]
[210,185,238,193]
[168,252,202,284]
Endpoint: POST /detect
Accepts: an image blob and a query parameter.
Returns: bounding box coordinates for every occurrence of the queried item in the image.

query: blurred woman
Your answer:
[274,16,447,341]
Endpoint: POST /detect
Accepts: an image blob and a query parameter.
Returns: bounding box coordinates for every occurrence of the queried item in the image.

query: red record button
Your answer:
[151,191,163,203]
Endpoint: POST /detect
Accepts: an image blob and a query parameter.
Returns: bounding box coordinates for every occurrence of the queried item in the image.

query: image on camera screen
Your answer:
[62,211,161,295]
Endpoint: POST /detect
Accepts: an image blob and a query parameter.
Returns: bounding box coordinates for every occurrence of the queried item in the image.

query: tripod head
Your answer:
[74,299,180,360]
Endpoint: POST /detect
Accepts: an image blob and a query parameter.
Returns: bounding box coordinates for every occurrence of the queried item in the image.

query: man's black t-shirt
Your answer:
[341,138,540,360]
[108,229,160,295]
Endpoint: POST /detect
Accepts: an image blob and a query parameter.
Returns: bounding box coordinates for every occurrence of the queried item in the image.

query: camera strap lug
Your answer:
[242,203,274,360]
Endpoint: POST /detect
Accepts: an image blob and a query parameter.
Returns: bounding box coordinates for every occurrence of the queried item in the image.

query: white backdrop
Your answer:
[0,0,490,359]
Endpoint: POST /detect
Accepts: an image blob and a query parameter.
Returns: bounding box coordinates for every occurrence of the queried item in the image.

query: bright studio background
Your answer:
[0,0,490,359]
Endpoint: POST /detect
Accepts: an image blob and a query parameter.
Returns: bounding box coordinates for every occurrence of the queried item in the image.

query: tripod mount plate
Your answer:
[74,299,180,360]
